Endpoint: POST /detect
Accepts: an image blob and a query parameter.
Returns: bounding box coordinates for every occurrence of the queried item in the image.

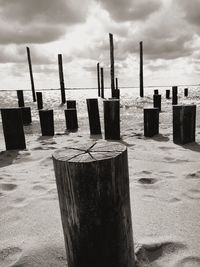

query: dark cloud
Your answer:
[116,13,196,61]
[177,0,200,26]
[0,0,90,44]
[0,45,54,64]
[0,45,74,65]
[98,0,162,22]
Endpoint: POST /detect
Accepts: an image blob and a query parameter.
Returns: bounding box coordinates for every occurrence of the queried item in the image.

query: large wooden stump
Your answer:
[154,89,159,95]
[86,98,101,135]
[166,89,170,99]
[67,100,76,109]
[17,90,25,107]
[184,88,188,97]
[39,109,54,136]
[103,99,120,140]
[153,94,161,112]
[52,140,135,267]
[36,92,43,110]
[172,86,178,105]
[173,105,196,144]
[1,108,26,150]
[144,108,159,137]
[21,107,32,125]
[64,109,78,131]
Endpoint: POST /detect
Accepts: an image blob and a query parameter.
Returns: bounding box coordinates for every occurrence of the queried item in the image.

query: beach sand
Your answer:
[1,89,200,266]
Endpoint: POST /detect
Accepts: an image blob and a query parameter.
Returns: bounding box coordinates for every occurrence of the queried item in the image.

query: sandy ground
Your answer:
[1,94,200,266]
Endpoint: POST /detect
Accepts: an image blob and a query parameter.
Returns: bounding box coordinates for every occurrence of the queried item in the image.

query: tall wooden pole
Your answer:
[58,54,66,104]
[139,41,144,97]
[26,47,36,102]
[109,33,115,97]
[115,77,118,90]
[97,63,101,97]
[100,67,104,98]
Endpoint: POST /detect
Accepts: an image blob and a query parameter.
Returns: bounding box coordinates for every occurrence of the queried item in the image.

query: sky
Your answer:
[0,0,200,90]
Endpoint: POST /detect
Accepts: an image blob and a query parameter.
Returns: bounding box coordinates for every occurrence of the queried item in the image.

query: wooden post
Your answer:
[115,77,118,90]
[166,89,170,99]
[172,86,178,105]
[103,99,120,140]
[173,105,196,144]
[1,108,26,150]
[86,98,101,135]
[109,33,115,97]
[112,89,120,99]
[154,89,159,95]
[139,41,144,97]
[52,140,135,267]
[153,94,161,112]
[39,109,54,136]
[97,63,101,97]
[26,47,36,102]
[58,54,66,104]
[112,77,120,99]
[21,107,32,125]
[67,100,76,109]
[100,67,104,99]
[184,88,188,97]
[144,108,159,137]
[64,109,78,131]
[36,92,43,110]
[17,90,25,107]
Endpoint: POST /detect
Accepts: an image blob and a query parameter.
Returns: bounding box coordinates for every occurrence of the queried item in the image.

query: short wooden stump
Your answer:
[166,89,170,99]
[173,105,196,144]
[39,109,54,136]
[64,108,78,131]
[103,99,120,140]
[153,94,161,112]
[1,108,26,150]
[144,108,159,137]
[86,98,101,135]
[67,100,76,109]
[112,89,120,99]
[52,140,135,267]
[21,107,32,125]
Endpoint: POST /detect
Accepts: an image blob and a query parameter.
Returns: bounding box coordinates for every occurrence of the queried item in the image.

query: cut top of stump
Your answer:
[52,140,126,163]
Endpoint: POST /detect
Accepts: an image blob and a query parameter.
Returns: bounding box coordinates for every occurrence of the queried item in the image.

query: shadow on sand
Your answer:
[0,150,19,168]
[152,134,170,142]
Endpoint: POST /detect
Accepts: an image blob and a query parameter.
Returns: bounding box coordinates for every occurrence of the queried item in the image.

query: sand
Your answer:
[1,89,200,266]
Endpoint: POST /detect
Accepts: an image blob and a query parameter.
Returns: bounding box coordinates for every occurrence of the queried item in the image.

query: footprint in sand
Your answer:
[163,157,189,163]
[138,178,157,185]
[183,188,200,200]
[32,185,47,192]
[0,183,17,191]
[12,197,27,208]
[0,246,22,266]
[135,240,187,267]
[175,256,200,267]
[186,171,200,179]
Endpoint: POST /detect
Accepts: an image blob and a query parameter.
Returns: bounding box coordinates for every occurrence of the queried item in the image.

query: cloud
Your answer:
[0,44,75,66]
[177,0,200,27]
[98,0,162,22]
[0,0,91,44]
